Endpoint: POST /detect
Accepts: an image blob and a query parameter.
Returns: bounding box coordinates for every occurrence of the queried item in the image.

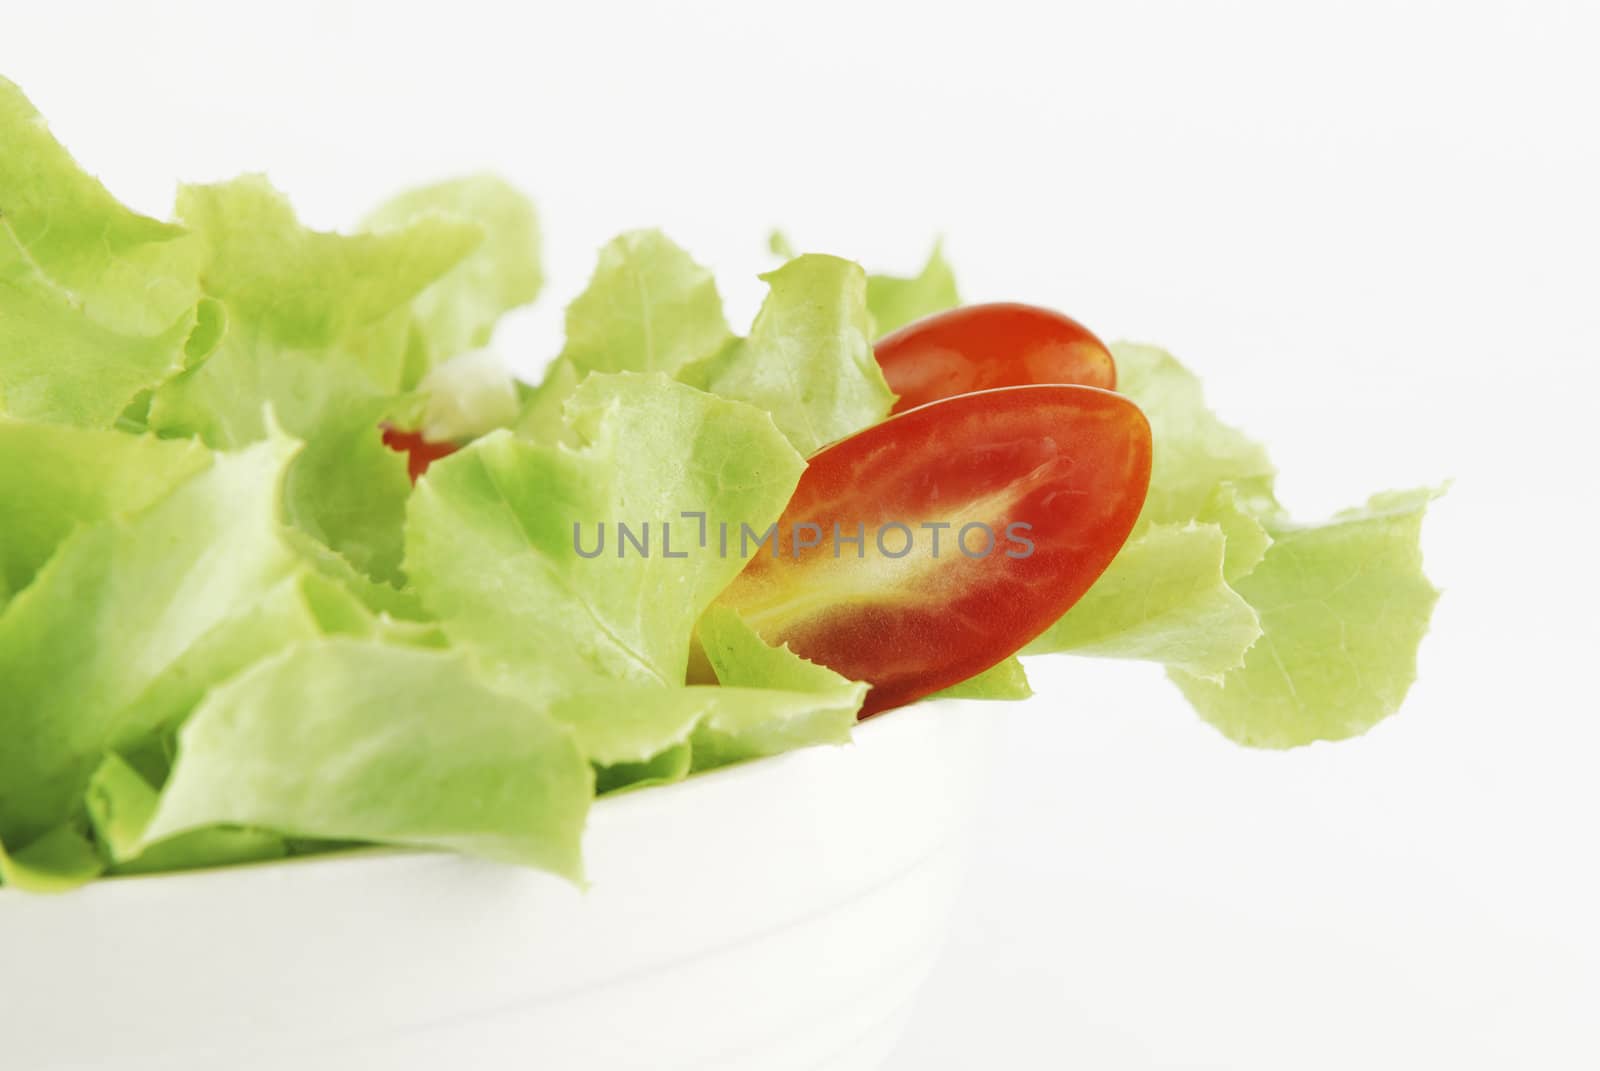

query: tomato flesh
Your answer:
[876,303,1117,413]
[716,385,1151,715]
[381,427,458,482]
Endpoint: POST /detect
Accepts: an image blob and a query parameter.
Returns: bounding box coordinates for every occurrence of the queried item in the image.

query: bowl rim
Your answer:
[0,695,985,898]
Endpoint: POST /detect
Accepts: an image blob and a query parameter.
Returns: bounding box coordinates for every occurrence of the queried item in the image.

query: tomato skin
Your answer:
[876,303,1117,413]
[716,385,1151,716]
[381,427,458,482]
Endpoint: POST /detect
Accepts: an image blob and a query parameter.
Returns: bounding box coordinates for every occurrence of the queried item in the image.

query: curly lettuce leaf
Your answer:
[163,354,415,584]
[688,254,894,455]
[0,825,102,892]
[139,640,592,878]
[765,231,958,338]
[527,241,896,458]
[562,229,733,377]
[0,423,209,605]
[1113,343,1280,526]
[499,609,863,796]
[865,240,960,336]
[0,435,299,851]
[276,389,414,582]
[1199,482,1274,582]
[515,353,582,444]
[364,175,542,375]
[698,605,861,698]
[112,562,418,742]
[82,751,284,875]
[929,655,1032,701]
[147,177,479,580]
[543,686,711,772]
[0,76,201,335]
[690,606,865,767]
[1043,342,1439,745]
[1028,522,1261,679]
[688,686,864,772]
[85,752,164,861]
[0,564,413,894]
[111,826,287,877]
[1031,344,1274,675]
[519,230,733,443]
[171,176,480,361]
[409,373,805,704]
[0,234,200,428]
[1172,489,1441,747]
[524,239,896,456]
[0,429,405,889]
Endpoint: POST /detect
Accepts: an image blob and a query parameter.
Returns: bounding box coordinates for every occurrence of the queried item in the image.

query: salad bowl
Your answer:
[1,697,1002,1071]
[0,70,1443,1071]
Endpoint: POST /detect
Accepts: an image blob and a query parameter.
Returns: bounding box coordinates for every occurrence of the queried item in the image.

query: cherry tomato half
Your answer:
[715,384,1151,715]
[876,303,1117,413]
[381,427,458,482]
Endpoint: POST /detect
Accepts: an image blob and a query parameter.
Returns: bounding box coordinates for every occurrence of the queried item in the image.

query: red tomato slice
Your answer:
[715,384,1151,715]
[381,427,458,482]
[876,303,1117,413]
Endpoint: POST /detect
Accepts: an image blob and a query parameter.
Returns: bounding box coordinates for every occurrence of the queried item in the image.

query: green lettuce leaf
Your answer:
[0,76,201,334]
[276,389,414,582]
[1028,343,1275,674]
[111,827,287,877]
[519,230,733,443]
[764,232,959,338]
[148,176,479,580]
[85,750,287,875]
[408,373,805,703]
[0,825,102,892]
[170,176,480,364]
[0,435,299,850]
[1028,522,1261,679]
[140,639,592,878]
[865,240,960,336]
[1199,483,1274,582]
[698,605,862,698]
[278,526,431,623]
[593,746,694,796]
[690,606,865,767]
[560,229,733,377]
[688,254,894,455]
[543,686,711,771]
[527,244,897,459]
[85,752,164,861]
[929,655,1032,701]
[1041,342,1439,745]
[0,422,209,605]
[0,432,395,889]
[687,687,863,772]
[0,233,200,428]
[518,609,862,794]
[1172,489,1441,747]
[1112,343,1280,526]
[364,174,543,376]
[515,354,582,444]
[109,563,415,746]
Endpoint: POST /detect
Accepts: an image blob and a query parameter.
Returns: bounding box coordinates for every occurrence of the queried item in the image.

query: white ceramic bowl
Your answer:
[1,697,1002,1071]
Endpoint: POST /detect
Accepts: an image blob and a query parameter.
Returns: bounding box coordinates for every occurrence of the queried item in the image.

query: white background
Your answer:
[6,2,1596,1067]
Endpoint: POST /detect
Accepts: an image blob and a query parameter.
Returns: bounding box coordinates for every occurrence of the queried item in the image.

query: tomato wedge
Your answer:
[381,426,458,482]
[876,303,1117,413]
[715,384,1151,715]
